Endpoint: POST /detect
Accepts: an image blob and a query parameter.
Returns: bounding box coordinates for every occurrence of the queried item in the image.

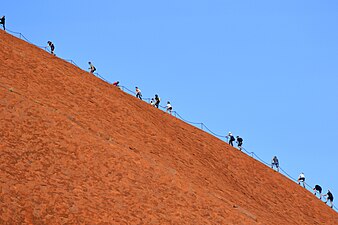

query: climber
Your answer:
[297,172,306,188]
[135,87,142,100]
[0,16,5,30]
[154,94,161,108]
[313,185,322,199]
[271,156,279,172]
[47,41,55,55]
[150,98,155,106]
[227,132,235,146]
[88,62,96,73]
[112,81,120,87]
[166,101,172,114]
[323,190,334,208]
[236,136,243,150]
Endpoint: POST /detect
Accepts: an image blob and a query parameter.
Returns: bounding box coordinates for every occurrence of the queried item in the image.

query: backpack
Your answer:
[230,136,235,141]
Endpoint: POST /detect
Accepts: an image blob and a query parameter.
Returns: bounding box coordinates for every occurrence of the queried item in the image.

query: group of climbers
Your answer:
[133,88,173,114]
[3,19,335,211]
[226,132,243,151]
[312,184,334,208]
[150,94,160,108]
[296,173,334,208]
[45,41,97,76]
[269,158,334,208]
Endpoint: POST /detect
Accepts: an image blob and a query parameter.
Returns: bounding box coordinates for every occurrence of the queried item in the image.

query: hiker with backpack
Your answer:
[0,16,5,30]
[236,136,243,150]
[227,132,235,146]
[88,62,96,73]
[271,156,279,172]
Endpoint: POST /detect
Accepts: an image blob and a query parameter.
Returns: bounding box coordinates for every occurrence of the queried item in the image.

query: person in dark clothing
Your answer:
[271,156,279,172]
[324,190,334,208]
[236,136,243,150]
[227,132,235,146]
[0,16,5,30]
[154,94,160,108]
[47,41,55,55]
[313,185,322,199]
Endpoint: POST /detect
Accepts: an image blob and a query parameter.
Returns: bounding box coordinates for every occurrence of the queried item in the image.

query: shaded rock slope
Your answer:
[0,30,337,224]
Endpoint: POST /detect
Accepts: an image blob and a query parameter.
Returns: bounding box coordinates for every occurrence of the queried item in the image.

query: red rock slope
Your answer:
[0,30,337,224]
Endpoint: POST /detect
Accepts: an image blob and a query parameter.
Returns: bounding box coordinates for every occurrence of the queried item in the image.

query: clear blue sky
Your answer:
[3,0,338,208]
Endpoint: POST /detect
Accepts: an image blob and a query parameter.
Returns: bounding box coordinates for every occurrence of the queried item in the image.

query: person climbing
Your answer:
[135,87,142,100]
[112,81,120,87]
[112,81,120,89]
[236,136,243,150]
[313,185,322,200]
[271,156,279,172]
[88,62,96,73]
[166,101,172,114]
[154,94,160,108]
[297,172,306,188]
[227,132,235,146]
[0,16,5,30]
[47,41,55,55]
[323,190,334,208]
[150,98,155,106]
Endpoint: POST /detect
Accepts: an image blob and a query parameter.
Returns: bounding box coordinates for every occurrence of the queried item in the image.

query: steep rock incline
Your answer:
[0,30,337,224]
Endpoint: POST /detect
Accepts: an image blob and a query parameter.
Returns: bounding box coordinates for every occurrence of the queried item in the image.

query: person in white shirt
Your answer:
[135,87,142,100]
[150,98,155,106]
[166,101,172,114]
[88,62,96,73]
[297,172,306,188]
